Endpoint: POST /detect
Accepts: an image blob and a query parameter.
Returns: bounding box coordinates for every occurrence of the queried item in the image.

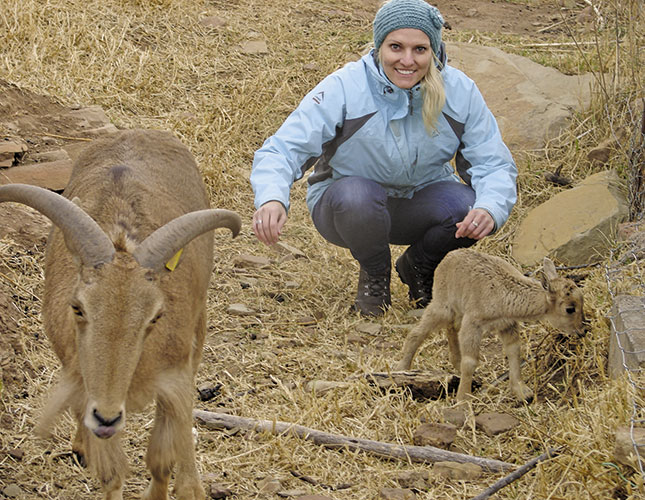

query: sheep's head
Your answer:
[73,254,164,439]
[540,257,588,338]
[0,183,242,440]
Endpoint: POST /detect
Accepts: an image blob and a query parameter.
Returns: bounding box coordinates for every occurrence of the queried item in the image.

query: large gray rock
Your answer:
[447,42,595,151]
[512,170,629,267]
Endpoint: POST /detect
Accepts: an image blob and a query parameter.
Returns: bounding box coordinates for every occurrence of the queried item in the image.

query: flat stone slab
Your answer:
[447,42,594,151]
[475,412,520,436]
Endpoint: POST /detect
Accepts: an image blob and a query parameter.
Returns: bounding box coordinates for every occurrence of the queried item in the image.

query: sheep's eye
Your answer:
[566,306,576,315]
[150,312,163,324]
[71,304,84,317]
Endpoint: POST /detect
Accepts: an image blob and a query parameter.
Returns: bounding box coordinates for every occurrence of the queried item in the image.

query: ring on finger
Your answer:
[472,221,479,227]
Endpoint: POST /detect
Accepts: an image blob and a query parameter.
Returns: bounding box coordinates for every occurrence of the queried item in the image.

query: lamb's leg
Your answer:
[456,319,483,402]
[446,322,461,371]
[499,322,532,401]
[144,380,205,500]
[396,304,446,370]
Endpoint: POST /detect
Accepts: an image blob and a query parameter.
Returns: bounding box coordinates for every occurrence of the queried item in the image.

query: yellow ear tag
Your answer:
[165,248,183,271]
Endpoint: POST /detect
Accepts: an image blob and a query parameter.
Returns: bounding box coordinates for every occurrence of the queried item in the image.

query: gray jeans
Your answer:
[311,176,477,275]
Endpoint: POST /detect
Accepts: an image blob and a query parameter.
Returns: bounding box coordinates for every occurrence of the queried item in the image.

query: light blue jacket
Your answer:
[251,47,517,231]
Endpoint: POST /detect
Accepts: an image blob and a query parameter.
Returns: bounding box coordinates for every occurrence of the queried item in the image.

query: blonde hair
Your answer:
[420,54,445,134]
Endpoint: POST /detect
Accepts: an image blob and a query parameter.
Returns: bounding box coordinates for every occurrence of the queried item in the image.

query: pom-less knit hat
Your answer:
[373,0,444,55]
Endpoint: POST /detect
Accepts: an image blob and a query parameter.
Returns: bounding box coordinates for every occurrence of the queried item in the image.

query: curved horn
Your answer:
[0,184,114,266]
[133,209,241,271]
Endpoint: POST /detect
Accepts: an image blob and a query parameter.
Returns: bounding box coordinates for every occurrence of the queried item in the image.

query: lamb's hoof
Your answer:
[513,384,534,403]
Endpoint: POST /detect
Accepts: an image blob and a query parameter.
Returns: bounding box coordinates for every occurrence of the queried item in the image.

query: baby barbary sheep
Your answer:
[0,129,241,500]
[396,248,587,402]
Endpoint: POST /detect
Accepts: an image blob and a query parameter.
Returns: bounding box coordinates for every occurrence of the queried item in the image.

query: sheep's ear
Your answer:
[539,257,558,291]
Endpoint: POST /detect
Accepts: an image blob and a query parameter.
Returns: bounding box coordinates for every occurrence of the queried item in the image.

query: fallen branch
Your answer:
[193,410,513,472]
[469,447,562,500]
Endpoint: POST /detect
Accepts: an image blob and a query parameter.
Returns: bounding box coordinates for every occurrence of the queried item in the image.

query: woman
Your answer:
[250,0,517,317]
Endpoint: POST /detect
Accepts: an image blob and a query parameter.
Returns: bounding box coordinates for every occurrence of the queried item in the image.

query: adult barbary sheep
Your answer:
[0,129,241,499]
[396,248,587,402]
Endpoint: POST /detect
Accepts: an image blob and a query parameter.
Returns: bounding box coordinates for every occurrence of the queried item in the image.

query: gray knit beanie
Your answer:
[373,0,444,55]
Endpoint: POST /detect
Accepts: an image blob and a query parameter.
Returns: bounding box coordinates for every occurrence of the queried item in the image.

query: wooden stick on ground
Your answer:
[193,410,514,473]
[469,447,562,500]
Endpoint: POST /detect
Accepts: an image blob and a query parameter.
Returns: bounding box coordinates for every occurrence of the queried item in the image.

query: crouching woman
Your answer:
[250,0,517,317]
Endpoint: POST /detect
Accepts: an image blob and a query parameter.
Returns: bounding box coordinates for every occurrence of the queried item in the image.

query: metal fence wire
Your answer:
[605,96,645,480]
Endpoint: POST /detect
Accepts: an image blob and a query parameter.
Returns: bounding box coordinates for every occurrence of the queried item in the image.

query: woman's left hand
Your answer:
[455,208,494,240]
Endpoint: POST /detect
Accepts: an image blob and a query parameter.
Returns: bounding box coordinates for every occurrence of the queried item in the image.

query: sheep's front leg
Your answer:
[396,304,445,370]
[82,430,127,500]
[144,384,205,500]
[499,323,532,401]
[456,320,483,402]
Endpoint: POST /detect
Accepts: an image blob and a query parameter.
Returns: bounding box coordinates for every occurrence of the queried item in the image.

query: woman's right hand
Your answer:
[252,200,288,246]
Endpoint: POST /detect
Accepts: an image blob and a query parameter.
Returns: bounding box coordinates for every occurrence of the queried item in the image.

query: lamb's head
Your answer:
[72,254,165,439]
[540,257,588,337]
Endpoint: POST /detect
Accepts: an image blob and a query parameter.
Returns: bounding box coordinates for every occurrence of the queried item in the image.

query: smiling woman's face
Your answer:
[379,28,432,89]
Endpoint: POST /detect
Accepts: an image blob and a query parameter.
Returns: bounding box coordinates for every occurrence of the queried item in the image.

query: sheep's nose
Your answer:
[92,409,123,439]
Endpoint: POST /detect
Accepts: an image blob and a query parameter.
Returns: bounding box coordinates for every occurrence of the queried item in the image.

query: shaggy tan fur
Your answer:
[396,248,587,402]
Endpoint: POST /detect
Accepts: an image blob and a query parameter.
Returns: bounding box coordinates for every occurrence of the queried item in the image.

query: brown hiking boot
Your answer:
[353,267,391,317]
[395,251,433,309]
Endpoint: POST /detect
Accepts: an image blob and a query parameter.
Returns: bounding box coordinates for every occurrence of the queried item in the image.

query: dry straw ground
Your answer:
[0,0,644,499]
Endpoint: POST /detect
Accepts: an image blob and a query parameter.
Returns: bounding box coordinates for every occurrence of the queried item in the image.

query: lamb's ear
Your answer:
[539,257,558,291]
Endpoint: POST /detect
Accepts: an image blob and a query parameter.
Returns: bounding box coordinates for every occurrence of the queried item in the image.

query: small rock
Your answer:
[257,476,282,493]
[239,277,259,288]
[296,316,319,326]
[209,483,233,499]
[433,461,482,481]
[233,254,271,269]
[392,470,429,489]
[200,15,226,28]
[356,322,382,335]
[227,303,256,316]
[8,448,24,460]
[412,422,456,449]
[239,40,269,55]
[475,412,520,436]
[346,333,368,345]
[2,484,23,498]
[614,426,645,469]
[379,487,417,500]
[197,383,222,402]
[442,408,467,427]
[28,149,70,163]
[273,241,306,258]
[305,380,350,394]
[276,490,308,498]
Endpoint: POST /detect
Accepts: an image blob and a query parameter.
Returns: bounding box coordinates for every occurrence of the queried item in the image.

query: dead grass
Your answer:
[0,0,644,498]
